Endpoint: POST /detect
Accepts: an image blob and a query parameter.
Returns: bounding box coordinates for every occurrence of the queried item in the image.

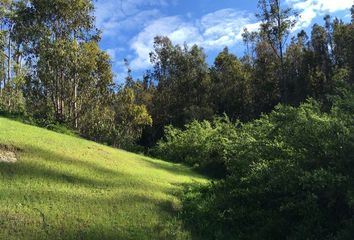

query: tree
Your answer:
[181,87,354,239]
[210,47,252,121]
[147,36,213,145]
[333,9,354,83]
[304,23,335,103]
[75,40,114,131]
[257,0,297,102]
[0,0,12,90]
[284,31,311,105]
[252,38,280,115]
[0,0,26,113]
[242,28,258,66]
[113,86,152,149]
[7,0,134,148]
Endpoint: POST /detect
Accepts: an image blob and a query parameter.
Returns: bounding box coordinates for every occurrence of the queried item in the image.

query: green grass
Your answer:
[0,117,207,240]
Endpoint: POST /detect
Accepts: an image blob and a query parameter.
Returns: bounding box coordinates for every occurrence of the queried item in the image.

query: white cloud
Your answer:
[95,0,172,37]
[130,9,256,69]
[97,0,353,72]
[287,0,353,29]
[106,47,126,62]
[199,9,252,48]
[130,16,201,69]
[105,9,162,38]
[344,13,352,19]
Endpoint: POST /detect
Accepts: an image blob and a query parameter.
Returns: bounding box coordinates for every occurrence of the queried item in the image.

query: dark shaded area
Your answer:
[139,157,204,180]
[0,146,123,188]
[179,88,354,240]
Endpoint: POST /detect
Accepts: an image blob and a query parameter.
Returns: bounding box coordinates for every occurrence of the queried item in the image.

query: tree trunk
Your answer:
[7,30,11,84]
[1,62,5,97]
[74,83,78,128]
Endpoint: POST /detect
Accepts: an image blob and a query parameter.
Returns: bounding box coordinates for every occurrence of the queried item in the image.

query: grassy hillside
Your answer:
[0,117,207,240]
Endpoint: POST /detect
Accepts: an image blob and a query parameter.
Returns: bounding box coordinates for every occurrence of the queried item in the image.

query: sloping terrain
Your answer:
[0,117,206,240]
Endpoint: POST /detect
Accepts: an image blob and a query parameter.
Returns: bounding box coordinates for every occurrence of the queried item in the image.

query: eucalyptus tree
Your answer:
[11,0,111,127]
[242,28,259,67]
[333,5,354,83]
[210,47,252,121]
[76,41,115,141]
[257,0,297,102]
[0,0,11,96]
[252,37,280,115]
[150,36,213,128]
[284,31,311,105]
[0,0,26,113]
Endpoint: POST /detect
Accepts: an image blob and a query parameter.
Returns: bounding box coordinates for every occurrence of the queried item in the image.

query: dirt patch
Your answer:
[0,144,20,163]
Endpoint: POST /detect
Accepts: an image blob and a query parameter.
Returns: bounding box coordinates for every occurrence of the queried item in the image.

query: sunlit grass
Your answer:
[0,117,207,240]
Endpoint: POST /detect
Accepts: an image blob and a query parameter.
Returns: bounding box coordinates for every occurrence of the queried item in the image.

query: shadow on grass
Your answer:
[0,145,127,188]
[0,144,195,239]
[0,187,188,240]
[138,156,206,180]
[0,143,196,192]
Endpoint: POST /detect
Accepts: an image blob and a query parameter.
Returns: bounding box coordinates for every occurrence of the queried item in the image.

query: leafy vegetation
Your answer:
[1,0,354,238]
[153,117,237,178]
[1,0,353,151]
[0,0,152,150]
[0,117,206,240]
[180,85,354,240]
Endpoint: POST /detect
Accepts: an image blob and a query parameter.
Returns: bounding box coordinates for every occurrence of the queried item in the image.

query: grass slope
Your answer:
[0,117,206,240]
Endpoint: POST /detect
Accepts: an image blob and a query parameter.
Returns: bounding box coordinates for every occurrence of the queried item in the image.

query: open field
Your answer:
[0,117,206,240]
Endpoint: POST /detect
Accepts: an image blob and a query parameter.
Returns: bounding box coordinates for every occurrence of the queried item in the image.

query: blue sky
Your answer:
[94,0,353,83]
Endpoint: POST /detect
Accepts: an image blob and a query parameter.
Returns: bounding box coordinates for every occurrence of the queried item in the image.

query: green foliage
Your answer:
[257,0,298,102]
[0,85,25,114]
[112,87,152,149]
[154,116,237,178]
[211,47,253,121]
[2,1,354,152]
[149,36,214,141]
[78,103,115,143]
[181,87,354,239]
[0,1,353,239]
[45,123,79,137]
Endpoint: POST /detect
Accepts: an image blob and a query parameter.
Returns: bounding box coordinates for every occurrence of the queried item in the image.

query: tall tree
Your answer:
[242,28,258,67]
[252,38,280,115]
[11,0,102,125]
[0,0,26,113]
[150,37,213,135]
[301,22,337,105]
[0,0,11,96]
[211,47,252,121]
[333,7,354,83]
[284,31,311,105]
[257,0,297,102]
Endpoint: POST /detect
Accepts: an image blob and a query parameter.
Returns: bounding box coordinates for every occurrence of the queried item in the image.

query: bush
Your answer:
[153,117,237,178]
[46,123,78,137]
[181,87,354,239]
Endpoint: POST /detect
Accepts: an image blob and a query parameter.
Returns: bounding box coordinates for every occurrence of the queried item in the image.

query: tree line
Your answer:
[0,0,353,152]
[140,1,354,148]
[151,2,354,238]
[0,0,151,149]
[1,0,354,238]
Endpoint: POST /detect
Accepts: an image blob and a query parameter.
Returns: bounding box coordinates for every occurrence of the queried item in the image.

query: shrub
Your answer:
[154,117,237,178]
[181,87,354,239]
[46,123,79,137]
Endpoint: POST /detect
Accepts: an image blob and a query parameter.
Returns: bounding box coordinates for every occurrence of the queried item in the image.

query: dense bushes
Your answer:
[153,117,237,178]
[179,86,354,239]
